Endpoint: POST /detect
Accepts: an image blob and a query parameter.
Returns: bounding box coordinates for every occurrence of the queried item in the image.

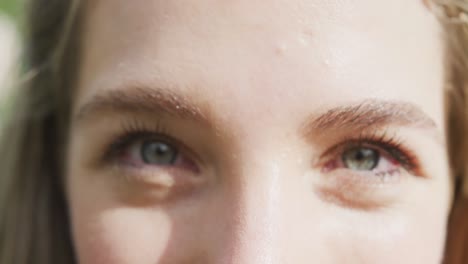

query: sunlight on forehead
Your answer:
[77,0,446,139]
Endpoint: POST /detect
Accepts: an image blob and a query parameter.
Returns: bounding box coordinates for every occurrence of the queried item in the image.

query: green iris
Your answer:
[342,147,379,171]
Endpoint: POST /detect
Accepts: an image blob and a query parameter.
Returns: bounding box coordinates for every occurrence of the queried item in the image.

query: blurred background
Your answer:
[0,0,20,124]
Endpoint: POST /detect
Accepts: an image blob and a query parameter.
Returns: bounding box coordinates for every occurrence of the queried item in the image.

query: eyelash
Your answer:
[102,119,179,165]
[101,120,422,179]
[320,131,422,177]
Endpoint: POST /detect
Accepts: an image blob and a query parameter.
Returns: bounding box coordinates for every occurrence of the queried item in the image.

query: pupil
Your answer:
[342,147,379,171]
[355,151,365,161]
[141,141,177,165]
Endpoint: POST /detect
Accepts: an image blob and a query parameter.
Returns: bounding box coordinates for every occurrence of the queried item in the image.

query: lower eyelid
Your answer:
[324,168,404,185]
[110,164,207,198]
[314,169,406,210]
[315,184,395,211]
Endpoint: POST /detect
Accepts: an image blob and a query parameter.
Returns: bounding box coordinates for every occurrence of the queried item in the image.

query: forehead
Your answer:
[76,0,445,129]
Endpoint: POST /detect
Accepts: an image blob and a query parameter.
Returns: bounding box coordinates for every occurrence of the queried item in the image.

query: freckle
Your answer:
[274,43,288,56]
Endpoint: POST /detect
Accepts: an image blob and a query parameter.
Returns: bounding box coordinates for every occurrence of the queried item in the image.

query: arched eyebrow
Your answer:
[74,86,440,142]
[74,86,212,126]
[301,100,440,139]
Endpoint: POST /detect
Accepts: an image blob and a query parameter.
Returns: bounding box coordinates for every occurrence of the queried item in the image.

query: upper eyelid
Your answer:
[103,124,207,169]
[319,137,401,160]
[105,131,175,160]
[318,135,423,175]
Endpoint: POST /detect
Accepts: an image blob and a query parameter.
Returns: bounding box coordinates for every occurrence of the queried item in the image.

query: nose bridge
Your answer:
[222,157,285,264]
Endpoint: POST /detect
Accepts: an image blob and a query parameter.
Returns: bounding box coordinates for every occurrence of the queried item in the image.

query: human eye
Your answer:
[98,119,203,193]
[315,132,423,209]
[106,132,198,172]
[321,134,420,179]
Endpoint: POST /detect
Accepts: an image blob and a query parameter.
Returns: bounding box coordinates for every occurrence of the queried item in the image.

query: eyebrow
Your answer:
[302,100,438,137]
[74,86,211,125]
[75,87,439,141]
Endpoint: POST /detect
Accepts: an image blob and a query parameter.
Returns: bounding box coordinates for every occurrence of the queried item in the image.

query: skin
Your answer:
[67,0,452,263]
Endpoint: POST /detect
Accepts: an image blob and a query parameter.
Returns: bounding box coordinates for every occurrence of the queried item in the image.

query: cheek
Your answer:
[66,148,172,263]
[320,213,447,264]
[67,170,218,264]
[350,206,448,263]
[71,205,173,264]
[68,195,449,264]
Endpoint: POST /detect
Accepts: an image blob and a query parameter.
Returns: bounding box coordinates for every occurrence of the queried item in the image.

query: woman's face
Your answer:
[67,0,451,263]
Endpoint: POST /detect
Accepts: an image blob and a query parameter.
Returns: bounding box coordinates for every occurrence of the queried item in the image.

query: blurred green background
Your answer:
[0,0,20,19]
[0,0,20,122]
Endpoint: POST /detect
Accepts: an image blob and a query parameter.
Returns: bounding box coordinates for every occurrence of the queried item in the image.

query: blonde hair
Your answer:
[430,1,468,262]
[0,0,466,263]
